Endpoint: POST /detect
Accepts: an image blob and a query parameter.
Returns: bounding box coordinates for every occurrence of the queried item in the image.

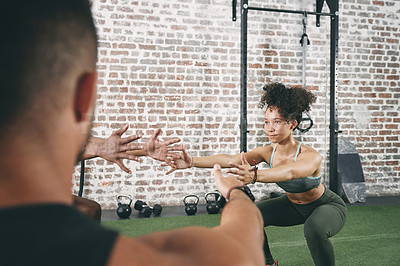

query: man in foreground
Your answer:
[0,1,265,265]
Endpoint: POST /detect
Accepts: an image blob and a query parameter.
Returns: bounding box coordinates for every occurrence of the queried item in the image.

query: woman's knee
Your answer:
[303,204,346,241]
[304,219,329,241]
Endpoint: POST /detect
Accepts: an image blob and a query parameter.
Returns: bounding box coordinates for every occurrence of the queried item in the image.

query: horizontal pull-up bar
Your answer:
[246,5,335,17]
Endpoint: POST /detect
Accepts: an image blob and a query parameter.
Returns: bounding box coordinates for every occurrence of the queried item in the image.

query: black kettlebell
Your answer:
[205,192,221,214]
[218,194,226,208]
[116,194,132,219]
[183,194,199,216]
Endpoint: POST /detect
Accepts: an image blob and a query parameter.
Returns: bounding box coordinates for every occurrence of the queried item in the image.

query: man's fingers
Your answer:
[122,134,142,144]
[116,160,132,174]
[214,164,229,198]
[214,164,245,198]
[114,124,129,136]
[120,143,143,152]
[213,164,223,180]
[118,153,142,162]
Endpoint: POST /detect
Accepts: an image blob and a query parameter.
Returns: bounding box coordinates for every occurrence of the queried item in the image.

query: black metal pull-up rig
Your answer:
[233,0,341,195]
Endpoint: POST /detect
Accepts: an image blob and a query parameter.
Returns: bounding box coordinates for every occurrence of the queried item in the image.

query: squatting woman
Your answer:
[167,82,347,266]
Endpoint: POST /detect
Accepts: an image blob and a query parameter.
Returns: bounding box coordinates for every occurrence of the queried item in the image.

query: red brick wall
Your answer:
[73,0,400,208]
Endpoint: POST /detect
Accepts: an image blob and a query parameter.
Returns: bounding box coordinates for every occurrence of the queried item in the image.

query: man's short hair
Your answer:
[0,0,97,132]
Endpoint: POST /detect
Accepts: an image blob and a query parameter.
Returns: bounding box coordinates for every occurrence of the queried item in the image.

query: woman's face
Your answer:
[264,106,297,143]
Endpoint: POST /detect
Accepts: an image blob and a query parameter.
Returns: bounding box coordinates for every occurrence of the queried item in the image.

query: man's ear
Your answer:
[74,71,97,122]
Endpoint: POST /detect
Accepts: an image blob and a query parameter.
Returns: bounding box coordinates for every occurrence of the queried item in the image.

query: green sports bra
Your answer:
[270,142,321,193]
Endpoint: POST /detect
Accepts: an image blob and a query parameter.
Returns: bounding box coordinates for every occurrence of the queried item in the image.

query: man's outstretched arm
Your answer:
[107,164,265,266]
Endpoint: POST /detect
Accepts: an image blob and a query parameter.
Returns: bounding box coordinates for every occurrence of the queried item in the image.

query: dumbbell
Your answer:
[151,204,163,216]
[116,195,132,219]
[134,200,152,217]
[134,200,163,217]
[205,192,221,214]
[183,195,199,215]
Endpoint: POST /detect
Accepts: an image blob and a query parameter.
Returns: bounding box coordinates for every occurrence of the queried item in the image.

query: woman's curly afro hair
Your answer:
[259,82,316,125]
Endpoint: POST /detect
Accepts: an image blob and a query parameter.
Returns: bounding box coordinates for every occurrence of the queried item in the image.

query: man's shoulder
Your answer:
[0,204,119,266]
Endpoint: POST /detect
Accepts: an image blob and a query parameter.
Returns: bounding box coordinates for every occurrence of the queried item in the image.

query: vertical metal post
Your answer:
[232,0,237,21]
[78,160,85,197]
[240,0,248,152]
[329,7,341,195]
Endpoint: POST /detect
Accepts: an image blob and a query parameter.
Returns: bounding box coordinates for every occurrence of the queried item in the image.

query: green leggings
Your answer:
[256,187,347,266]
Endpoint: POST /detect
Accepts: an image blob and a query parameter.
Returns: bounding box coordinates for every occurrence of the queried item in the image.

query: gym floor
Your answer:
[101,196,400,222]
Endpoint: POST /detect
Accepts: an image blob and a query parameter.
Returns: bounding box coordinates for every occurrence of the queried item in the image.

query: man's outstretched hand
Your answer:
[90,125,143,174]
[213,164,244,199]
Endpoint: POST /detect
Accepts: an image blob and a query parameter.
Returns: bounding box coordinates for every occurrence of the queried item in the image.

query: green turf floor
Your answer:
[103,204,400,265]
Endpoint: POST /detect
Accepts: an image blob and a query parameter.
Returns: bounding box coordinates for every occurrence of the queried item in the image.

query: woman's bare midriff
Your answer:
[286,183,325,204]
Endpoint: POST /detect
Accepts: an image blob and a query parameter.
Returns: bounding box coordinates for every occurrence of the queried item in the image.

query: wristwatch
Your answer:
[227,185,255,202]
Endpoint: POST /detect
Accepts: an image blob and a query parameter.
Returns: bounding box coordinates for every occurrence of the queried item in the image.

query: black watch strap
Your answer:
[227,185,255,202]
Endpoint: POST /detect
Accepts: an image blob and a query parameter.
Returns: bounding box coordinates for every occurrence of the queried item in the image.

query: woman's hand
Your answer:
[226,152,256,185]
[162,144,193,174]
[145,128,181,167]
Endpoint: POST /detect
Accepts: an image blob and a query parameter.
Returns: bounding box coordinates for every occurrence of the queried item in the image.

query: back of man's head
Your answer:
[0,0,97,137]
